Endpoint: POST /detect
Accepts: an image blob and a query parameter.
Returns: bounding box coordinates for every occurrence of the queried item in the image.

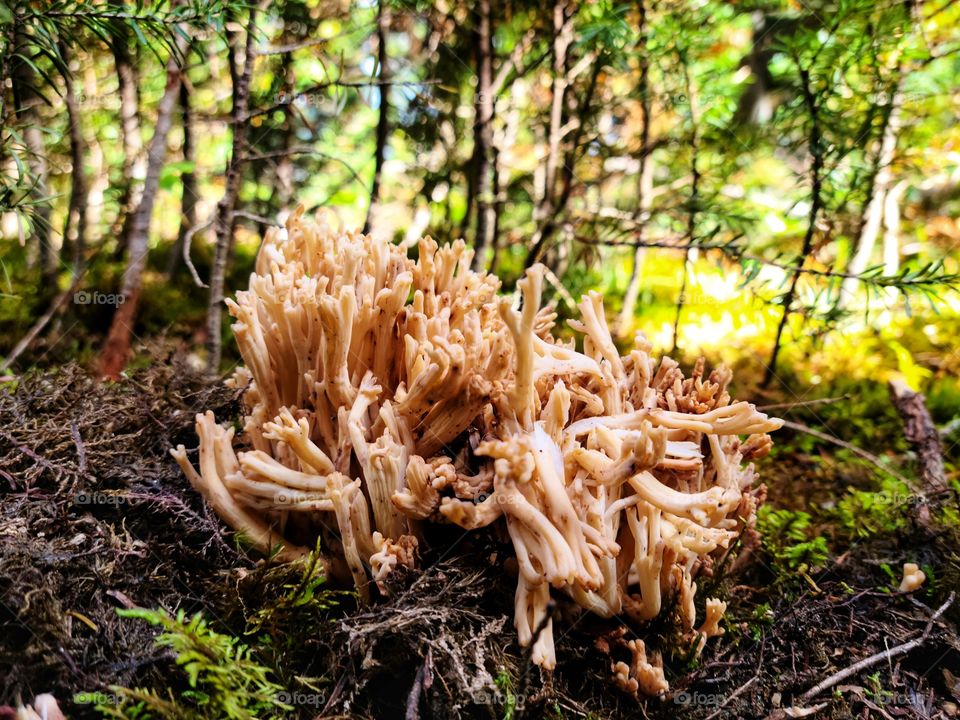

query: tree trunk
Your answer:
[100,37,188,379]
[206,8,259,373]
[615,0,653,337]
[275,52,295,208]
[167,81,197,279]
[523,1,573,270]
[882,179,907,280]
[470,0,496,271]
[364,0,391,235]
[670,58,701,354]
[110,34,145,245]
[10,33,55,282]
[58,41,87,273]
[524,50,600,274]
[840,88,902,305]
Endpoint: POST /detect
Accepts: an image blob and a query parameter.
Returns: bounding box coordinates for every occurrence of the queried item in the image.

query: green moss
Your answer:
[92,608,291,720]
[756,506,830,574]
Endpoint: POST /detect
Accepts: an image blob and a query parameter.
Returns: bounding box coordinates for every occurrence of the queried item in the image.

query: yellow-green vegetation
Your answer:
[756,507,830,575]
[91,608,291,720]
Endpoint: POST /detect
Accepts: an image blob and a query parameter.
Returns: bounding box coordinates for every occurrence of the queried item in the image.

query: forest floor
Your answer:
[1,355,958,720]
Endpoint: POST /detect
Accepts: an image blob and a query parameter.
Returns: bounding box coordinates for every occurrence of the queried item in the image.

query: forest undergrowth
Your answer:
[1,348,957,720]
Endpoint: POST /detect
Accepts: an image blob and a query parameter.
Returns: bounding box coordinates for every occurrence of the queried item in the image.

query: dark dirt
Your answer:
[1,360,958,719]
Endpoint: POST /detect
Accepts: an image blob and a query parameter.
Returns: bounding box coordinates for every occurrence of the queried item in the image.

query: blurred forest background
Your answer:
[1,0,959,388]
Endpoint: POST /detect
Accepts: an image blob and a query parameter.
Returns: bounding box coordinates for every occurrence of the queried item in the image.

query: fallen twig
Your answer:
[182,217,214,288]
[2,272,85,372]
[889,380,947,495]
[704,674,759,720]
[799,592,955,702]
[757,396,849,412]
[780,419,912,486]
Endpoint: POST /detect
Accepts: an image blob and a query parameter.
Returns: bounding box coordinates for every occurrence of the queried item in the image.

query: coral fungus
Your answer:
[174,209,781,691]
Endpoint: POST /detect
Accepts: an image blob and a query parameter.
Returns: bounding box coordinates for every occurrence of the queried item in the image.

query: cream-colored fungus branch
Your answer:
[175,209,782,694]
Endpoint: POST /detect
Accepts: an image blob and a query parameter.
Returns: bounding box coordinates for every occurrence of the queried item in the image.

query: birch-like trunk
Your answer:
[100,36,188,378]
[840,91,902,305]
[206,8,259,373]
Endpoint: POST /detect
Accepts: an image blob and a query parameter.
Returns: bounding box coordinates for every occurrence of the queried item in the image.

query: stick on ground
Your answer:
[799,592,955,702]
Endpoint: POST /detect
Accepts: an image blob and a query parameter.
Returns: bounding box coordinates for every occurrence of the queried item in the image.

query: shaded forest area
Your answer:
[1,0,960,718]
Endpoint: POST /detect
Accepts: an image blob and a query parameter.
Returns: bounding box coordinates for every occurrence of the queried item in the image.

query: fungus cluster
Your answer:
[173,209,782,693]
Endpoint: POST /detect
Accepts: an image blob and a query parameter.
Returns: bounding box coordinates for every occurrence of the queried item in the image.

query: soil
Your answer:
[1,359,958,719]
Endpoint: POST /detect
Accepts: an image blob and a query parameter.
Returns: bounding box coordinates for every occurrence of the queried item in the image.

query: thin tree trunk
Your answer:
[275,52,295,208]
[523,1,573,270]
[167,80,197,278]
[206,8,259,373]
[524,51,601,273]
[11,33,55,282]
[840,87,902,305]
[763,67,822,387]
[364,0,390,235]
[883,179,907,277]
[2,273,85,372]
[489,83,522,275]
[58,41,87,272]
[79,63,106,238]
[550,56,602,279]
[670,57,701,354]
[458,148,477,242]
[616,0,653,337]
[100,37,188,378]
[470,0,496,270]
[110,34,145,244]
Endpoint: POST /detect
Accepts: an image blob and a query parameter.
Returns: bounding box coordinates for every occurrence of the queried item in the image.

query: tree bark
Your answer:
[58,41,87,273]
[100,36,189,378]
[889,380,947,496]
[670,56,701,354]
[524,51,601,274]
[616,0,653,337]
[840,87,902,305]
[364,0,391,235]
[470,0,496,270]
[110,34,146,245]
[11,32,55,282]
[522,1,574,270]
[890,380,947,528]
[882,179,907,280]
[275,51,295,208]
[167,80,197,278]
[206,8,259,373]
